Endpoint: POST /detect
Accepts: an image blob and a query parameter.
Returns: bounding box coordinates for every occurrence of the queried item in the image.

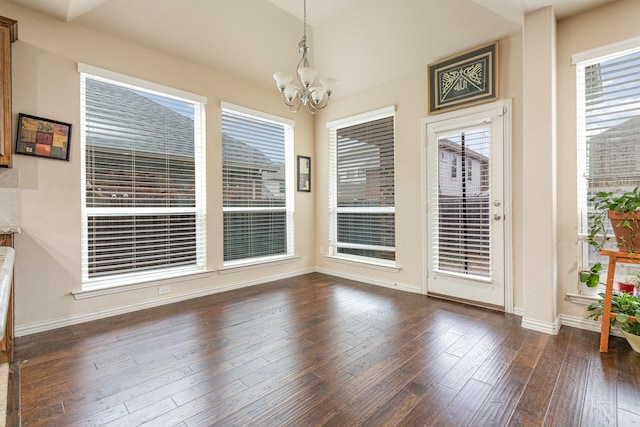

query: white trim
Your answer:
[326,105,396,129]
[314,267,420,294]
[421,99,514,313]
[324,255,400,273]
[513,306,524,317]
[77,63,207,104]
[219,255,300,274]
[521,315,561,335]
[220,101,295,127]
[571,36,640,65]
[17,268,314,337]
[559,313,623,338]
[75,270,214,299]
[566,292,600,306]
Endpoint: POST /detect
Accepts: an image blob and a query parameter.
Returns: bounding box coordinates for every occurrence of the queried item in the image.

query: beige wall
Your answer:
[0,2,316,333]
[556,0,640,321]
[4,0,640,335]
[313,35,524,306]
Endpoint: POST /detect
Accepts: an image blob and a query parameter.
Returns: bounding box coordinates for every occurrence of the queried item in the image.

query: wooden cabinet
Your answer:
[0,16,17,168]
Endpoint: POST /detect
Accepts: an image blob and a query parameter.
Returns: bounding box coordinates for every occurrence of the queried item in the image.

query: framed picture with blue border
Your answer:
[428,41,498,115]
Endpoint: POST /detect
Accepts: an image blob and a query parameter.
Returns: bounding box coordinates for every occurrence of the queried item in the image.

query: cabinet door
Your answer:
[0,17,17,168]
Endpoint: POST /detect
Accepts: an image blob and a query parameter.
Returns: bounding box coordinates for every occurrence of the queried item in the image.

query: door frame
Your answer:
[420,99,513,313]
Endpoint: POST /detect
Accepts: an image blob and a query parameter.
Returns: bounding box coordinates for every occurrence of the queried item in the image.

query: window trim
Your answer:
[326,106,397,268]
[220,102,295,267]
[575,40,640,275]
[79,64,207,290]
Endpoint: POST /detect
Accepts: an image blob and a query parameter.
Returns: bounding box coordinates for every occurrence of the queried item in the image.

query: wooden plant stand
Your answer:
[599,249,640,352]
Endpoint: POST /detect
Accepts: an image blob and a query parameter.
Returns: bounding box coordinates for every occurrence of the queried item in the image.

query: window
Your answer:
[576,42,640,268]
[451,154,458,178]
[221,103,294,264]
[327,106,396,263]
[80,65,207,288]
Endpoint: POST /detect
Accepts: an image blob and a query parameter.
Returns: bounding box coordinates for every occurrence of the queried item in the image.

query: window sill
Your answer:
[566,292,601,305]
[218,255,299,274]
[325,255,400,273]
[73,270,214,300]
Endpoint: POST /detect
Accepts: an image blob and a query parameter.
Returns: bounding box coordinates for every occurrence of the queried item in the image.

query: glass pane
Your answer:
[436,128,491,278]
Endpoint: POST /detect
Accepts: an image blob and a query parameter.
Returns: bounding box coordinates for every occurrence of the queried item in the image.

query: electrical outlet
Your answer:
[158,285,171,295]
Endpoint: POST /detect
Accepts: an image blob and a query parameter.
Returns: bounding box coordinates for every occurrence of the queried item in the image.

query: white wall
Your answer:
[0,1,316,334]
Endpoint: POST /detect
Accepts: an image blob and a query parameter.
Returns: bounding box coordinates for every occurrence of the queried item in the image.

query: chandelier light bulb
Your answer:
[273,72,293,92]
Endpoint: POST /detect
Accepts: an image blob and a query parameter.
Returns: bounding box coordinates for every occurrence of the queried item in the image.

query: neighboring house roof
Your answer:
[438,137,488,163]
[222,133,279,172]
[85,78,195,157]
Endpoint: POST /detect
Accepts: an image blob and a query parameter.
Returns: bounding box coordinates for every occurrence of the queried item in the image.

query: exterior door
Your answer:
[425,105,508,308]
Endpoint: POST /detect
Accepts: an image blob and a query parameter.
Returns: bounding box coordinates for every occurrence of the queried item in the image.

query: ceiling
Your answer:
[8,0,615,97]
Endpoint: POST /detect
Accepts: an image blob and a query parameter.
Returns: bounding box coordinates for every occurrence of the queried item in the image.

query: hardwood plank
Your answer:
[469,330,547,426]
[429,378,493,426]
[508,326,572,426]
[13,273,640,427]
[581,331,618,426]
[543,328,594,426]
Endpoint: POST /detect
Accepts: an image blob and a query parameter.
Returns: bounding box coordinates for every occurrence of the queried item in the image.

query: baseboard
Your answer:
[559,313,623,337]
[513,306,524,317]
[314,267,423,294]
[16,267,315,337]
[521,315,561,335]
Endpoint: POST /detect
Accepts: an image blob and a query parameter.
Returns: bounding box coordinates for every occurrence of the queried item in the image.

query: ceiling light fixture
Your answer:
[273,0,337,114]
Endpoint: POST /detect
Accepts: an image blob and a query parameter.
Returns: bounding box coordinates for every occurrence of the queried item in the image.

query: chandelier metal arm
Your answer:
[273,0,337,114]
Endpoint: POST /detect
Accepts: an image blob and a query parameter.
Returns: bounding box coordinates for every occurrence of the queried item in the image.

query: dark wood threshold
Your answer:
[428,291,505,312]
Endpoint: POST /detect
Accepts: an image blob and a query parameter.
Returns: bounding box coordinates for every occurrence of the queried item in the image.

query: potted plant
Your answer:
[617,270,640,296]
[587,188,640,252]
[587,291,640,352]
[578,261,602,295]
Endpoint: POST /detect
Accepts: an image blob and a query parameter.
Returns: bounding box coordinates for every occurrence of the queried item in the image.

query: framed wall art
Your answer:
[297,155,311,192]
[428,41,498,115]
[15,113,72,161]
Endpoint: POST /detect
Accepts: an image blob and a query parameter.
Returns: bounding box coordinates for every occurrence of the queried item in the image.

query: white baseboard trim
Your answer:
[559,313,623,337]
[513,306,524,317]
[521,315,561,335]
[16,267,315,337]
[314,267,423,294]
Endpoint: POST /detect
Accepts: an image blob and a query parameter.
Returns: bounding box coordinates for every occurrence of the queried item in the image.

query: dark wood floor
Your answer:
[13,273,640,426]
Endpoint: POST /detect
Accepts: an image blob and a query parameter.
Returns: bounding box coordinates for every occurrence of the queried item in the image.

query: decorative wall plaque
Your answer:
[428,42,498,114]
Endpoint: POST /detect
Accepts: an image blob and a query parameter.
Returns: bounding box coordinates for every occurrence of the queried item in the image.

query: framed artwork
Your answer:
[428,41,498,115]
[297,155,311,192]
[15,113,72,161]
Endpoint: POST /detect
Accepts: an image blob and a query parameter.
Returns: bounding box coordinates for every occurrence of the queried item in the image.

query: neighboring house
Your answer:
[587,115,640,194]
[85,79,196,208]
[438,137,489,198]
[222,133,283,203]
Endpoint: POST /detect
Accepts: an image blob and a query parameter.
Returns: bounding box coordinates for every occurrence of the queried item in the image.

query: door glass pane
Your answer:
[436,127,491,278]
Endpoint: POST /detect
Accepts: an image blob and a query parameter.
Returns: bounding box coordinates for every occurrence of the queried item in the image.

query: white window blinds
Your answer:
[221,104,294,263]
[328,107,396,263]
[80,68,207,287]
[434,127,491,278]
[577,45,640,265]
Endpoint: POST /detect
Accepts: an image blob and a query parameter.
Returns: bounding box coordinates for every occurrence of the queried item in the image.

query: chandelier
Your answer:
[273,0,337,114]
